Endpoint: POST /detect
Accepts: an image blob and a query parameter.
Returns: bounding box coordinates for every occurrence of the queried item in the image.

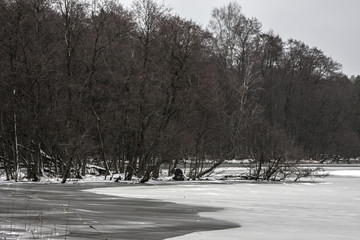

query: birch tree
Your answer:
[209,2,262,158]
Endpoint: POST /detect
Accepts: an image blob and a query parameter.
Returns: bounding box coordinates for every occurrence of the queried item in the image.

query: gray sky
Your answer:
[121,0,360,77]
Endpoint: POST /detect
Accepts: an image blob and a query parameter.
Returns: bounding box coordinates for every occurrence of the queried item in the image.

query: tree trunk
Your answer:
[98,121,110,175]
[168,159,179,176]
[13,97,20,181]
[255,153,264,180]
[140,165,156,183]
[119,136,126,173]
[196,159,225,179]
[61,155,74,184]
[92,107,110,175]
[81,155,87,176]
[1,113,10,181]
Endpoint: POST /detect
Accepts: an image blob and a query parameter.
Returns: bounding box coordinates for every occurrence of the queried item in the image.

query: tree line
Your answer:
[1,0,359,182]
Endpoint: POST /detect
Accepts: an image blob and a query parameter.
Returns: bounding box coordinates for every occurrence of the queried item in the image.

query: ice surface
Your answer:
[328,170,360,177]
[87,175,360,240]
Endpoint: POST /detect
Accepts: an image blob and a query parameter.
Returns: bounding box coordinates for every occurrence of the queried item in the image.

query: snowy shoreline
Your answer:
[1,165,360,184]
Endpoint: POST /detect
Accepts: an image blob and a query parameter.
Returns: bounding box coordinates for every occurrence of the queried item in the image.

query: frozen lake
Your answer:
[1,167,359,239]
[89,172,360,240]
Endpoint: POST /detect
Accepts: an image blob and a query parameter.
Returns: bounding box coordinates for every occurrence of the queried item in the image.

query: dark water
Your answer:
[0,182,239,239]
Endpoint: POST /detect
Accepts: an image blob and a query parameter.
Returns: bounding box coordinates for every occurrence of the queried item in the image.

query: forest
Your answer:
[1,0,360,182]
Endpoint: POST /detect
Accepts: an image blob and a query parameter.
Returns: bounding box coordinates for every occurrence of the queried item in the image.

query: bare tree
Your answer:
[209,2,263,158]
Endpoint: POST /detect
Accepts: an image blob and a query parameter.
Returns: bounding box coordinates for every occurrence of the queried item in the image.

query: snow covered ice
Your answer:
[87,170,360,240]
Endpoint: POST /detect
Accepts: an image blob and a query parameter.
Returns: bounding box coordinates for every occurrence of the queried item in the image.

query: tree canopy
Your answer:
[1,0,359,182]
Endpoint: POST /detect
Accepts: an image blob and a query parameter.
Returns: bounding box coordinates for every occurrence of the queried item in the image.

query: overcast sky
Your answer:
[121,0,360,77]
